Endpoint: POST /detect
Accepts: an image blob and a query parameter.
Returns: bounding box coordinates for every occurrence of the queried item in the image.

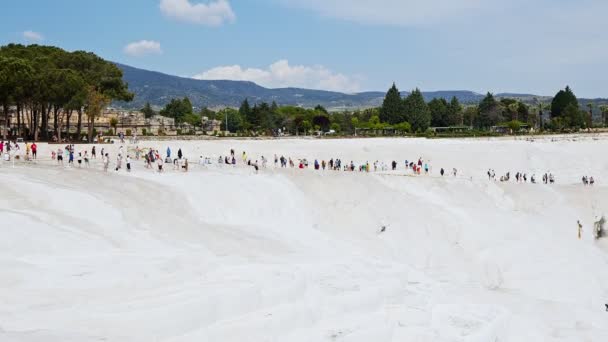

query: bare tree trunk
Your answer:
[87,115,94,143]
[28,105,34,138]
[76,109,83,137]
[44,105,52,140]
[40,104,48,140]
[53,105,59,138]
[2,104,8,140]
[65,109,72,139]
[33,106,39,141]
[30,106,36,139]
[57,110,62,143]
[16,104,21,137]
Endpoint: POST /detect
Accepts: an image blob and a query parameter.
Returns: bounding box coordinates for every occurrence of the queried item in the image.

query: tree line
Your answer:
[0,44,132,141]
[147,83,605,136]
[379,83,605,133]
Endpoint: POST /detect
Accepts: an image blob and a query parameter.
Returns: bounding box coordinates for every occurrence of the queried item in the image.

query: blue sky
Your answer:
[1,0,607,97]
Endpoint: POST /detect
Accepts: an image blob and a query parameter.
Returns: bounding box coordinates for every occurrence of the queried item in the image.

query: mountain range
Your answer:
[114,63,605,111]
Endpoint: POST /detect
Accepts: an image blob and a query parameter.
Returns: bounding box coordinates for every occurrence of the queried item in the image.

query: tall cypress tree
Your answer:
[403,88,431,132]
[380,83,404,124]
[239,98,252,126]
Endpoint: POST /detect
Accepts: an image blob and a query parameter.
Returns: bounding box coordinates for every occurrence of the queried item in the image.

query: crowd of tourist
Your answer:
[0,140,601,188]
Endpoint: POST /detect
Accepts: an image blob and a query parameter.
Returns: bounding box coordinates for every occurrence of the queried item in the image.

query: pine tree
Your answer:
[551,86,578,118]
[447,96,462,126]
[239,98,252,127]
[428,98,448,127]
[403,88,431,132]
[380,83,405,124]
[476,92,502,128]
[141,102,155,118]
[314,104,328,114]
[181,97,193,115]
[249,104,262,129]
[517,102,529,123]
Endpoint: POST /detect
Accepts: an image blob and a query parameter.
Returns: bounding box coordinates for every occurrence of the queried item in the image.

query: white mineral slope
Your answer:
[1,136,608,342]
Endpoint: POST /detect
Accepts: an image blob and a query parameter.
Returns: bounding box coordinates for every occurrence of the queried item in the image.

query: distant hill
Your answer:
[114,63,383,110]
[114,63,607,111]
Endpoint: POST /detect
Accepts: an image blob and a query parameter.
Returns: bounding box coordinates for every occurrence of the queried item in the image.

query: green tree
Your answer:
[462,106,478,127]
[403,88,431,132]
[517,102,530,124]
[476,92,503,129]
[160,97,193,124]
[239,98,258,129]
[251,102,276,132]
[330,122,341,133]
[217,108,242,132]
[0,44,133,139]
[505,120,525,134]
[312,114,331,131]
[271,101,279,113]
[447,96,462,126]
[47,69,85,140]
[380,83,404,124]
[109,117,118,135]
[500,98,519,121]
[314,104,328,114]
[0,56,34,139]
[182,112,202,128]
[562,103,585,129]
[428,98,449,127]
[141,102,155,118]
[393,121,412,134]
[600,105,608,127]
[551,86,578,118]
[85,87,110,142]
[200,107,215,119]
[301,120,312,135]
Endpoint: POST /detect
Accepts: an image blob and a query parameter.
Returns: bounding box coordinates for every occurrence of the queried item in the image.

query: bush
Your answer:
[125,129,132,136]
[393,121,411,134]
[142,128,147,136]
[503,120,526,134]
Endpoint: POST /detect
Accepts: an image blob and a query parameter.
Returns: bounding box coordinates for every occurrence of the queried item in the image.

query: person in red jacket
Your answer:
[31,142,37,159]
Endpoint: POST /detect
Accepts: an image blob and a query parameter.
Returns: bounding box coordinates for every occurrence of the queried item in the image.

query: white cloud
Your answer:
[160,0,235,26]
[123,40,163,57]
[193,60,361,93]
[23,30,44,42]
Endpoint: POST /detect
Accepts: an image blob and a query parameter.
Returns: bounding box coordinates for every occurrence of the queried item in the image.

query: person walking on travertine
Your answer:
[103,153,110,172]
